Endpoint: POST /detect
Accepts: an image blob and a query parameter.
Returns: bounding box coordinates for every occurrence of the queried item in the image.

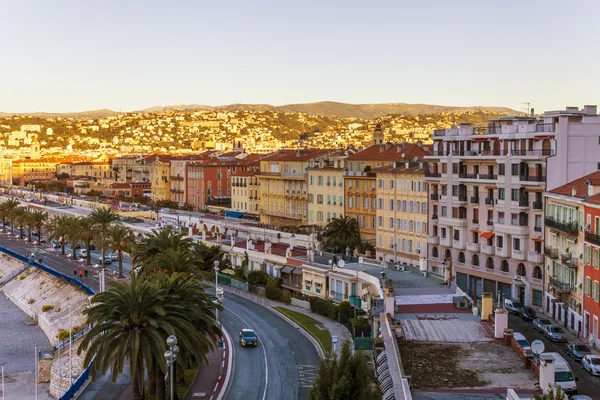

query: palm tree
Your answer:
[105,225,135,278]
[89,208,120,269]
[78,217,96,265]
[131,229,195,273]
[323,216,361,253]
[46,215,70,255]
[29,210,48,245]
[0,198,20,232]
[78,274,220,400]
[25,210,36,243]
[65,216,82,260]
[13,207,28,240]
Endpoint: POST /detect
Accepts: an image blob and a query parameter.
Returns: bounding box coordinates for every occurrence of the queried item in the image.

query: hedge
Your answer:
[309,297,338,320]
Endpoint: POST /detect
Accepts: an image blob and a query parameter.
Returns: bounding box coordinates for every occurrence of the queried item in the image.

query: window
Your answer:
[389,180,394,189]
[378,198,383,209]
[532,289,543,307]
[388,218,394,228]
[533,266,543,279]
[498,212,505,224]
[498,188,505,200]
[458,252,465,263]
[486,257,494,270]
[501,260,509,272]
[472,254,479,266]
[497,235,504,248]
[432,247,439,258]
[441,228,447,239]
[517,263,526,276]
[389,199,394,210]
[511,163,519,176]
[585,277,591,296]
[498,163,505,176]
[514,238,521,251]
[511,189,519,201]
[594,281,599,301]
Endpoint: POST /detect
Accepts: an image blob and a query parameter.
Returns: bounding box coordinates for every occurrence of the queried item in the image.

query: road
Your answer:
[212,290,320,400]
[509,314,600,397]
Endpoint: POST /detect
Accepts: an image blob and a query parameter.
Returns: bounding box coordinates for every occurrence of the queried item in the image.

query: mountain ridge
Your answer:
[0,101,518,120]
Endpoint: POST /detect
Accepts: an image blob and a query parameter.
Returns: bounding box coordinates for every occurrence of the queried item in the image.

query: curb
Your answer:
[218,326,234,400]
[270,307,326,359]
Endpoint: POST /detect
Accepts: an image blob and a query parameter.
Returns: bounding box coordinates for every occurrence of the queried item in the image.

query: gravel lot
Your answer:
[0,291,51,373]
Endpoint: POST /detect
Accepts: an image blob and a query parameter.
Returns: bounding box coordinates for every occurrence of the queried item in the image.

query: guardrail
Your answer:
[53,326,91,354]
[58,355,96,400]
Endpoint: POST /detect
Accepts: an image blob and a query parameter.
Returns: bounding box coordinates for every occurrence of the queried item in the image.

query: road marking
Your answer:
[298,365,318,388]
[192,393,206,397]
[214,382,219,391]
[223,304,269,400]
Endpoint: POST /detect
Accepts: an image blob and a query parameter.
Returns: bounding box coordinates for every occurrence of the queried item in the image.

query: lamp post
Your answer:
[69,304,72,387]
[214,260,221,327]
[1,362,4,400]
[164,335,179,400]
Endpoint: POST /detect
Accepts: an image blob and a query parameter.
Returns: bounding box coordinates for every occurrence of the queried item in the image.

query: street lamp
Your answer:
[165,335,179,400]
[214,260,222,327]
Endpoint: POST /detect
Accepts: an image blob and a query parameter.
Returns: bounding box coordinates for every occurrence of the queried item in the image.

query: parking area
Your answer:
[509,314,600,397]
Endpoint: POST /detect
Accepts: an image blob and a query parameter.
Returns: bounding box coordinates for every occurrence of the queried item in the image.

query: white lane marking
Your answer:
[222,360,225,368]
[223,304,269,400]
[213,382,219,391]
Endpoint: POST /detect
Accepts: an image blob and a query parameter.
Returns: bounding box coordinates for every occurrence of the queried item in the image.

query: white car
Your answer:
[582,354,600,376]
[109,253,118,261]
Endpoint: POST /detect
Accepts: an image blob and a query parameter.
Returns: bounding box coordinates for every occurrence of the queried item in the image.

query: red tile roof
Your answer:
[346,143,431,162]
[260,149,332,162]
[548,171,600,198]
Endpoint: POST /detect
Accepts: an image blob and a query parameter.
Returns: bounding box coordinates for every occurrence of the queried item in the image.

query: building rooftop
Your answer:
[345,143,431,162]
[547,170,600,198]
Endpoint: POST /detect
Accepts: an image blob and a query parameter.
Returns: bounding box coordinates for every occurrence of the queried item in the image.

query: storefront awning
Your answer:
[313,276,325,285]
[480,231,495,239]
[532,237,544,242]
[281,266,294,274]
[292,268,303,275]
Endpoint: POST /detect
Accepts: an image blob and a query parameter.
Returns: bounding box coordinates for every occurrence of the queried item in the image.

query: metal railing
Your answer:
[549,276,573,294]
[470,196,480,204]
[533,201,543,210]
[544,217,579,235]
[425,171,441,177]
[544,246,559,259]
[585,231,600,247]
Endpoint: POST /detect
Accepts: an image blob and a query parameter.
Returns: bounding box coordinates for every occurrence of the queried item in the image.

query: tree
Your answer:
[13,207,28,240]
[65,216,82,260]
[78,217,96,265]
[323,216,361,253]
[533,387,567,400]
[310,341,380,400]
[25,210,36,243]
[45,215,70,255]
[105,225,135,278]
[0,198,20,232]
[89,208,120,269]
[29,210,48,245]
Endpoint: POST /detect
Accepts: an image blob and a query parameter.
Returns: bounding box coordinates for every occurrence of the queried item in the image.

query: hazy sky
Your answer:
[1,0,599,113]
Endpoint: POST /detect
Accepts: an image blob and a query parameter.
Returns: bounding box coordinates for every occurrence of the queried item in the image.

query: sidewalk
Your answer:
[540,311,600,355]
[219,285,352,357]
[185,336,231,400]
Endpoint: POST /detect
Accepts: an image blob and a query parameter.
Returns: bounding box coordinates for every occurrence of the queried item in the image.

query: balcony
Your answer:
[458,195,467,202]
[440,235,453,247]
[560,253,580,269]
[527,251,544,263]
[481,244,495,255]
[467,242,480,252]
[170,189,184,193]
[544,246,559,259]
[512,249,526,261]
[544,217,579,236]
[549,276,573,295]
[511,149,555,157]
[518,199,529,208]
[496,246,509,258]
[485,198,495,205]
[585,231,600,246]
[459,173,478,179]
[431,194,439,201]
[486,220,494,227]
[533,201,543,210]
[425,171,441,178]
[520,175,546,183]
[432,214,438,221]
[472,219,479,226]
[428,236,440,245]
[479,174,497,180]
[281,279,302,291]
[470,196,480,204]
[169,175,184,181]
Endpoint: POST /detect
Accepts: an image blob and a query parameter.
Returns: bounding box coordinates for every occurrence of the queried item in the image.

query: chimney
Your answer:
[572,186,577,197]
[584,105,597,116]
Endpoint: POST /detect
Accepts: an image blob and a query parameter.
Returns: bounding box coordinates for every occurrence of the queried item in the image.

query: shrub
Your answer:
[40,280,45,285]
[265,282,282,301]
[28,298,35,304]
[41,305,54,312]
[280,290,292,304]
[19,275,25,280]
[56,329,70,341]
[309,297,339,321]
[247,270,268,286]
[338,301,351,314]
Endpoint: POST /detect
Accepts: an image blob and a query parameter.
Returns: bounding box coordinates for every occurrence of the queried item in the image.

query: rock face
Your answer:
[2,265,91,399]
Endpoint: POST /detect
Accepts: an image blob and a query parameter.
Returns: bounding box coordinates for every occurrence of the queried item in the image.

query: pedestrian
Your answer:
[79,269,83,280]
[74,269,77,277]
[84,269,88,279]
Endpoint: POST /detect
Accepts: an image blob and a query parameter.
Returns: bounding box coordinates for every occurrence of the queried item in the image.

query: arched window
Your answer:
[486,257,494,270]
[445,249,452,260]
[472,254,479,266]
[501,260,509,272]
[458,252,465,264]
[533,266,543,279]
[517,263,527,277]
[432,247,439,258]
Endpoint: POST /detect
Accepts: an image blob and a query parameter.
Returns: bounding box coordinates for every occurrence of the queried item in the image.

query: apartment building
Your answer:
[170,151,221,206]
[151,156,173,201]
[71,161,112,180]
[231,171,254,215]
[12,159,60,185]
[111,155,140,182]
[374,162,428,266]
[0,158,12,186]
[544,177,590,335]
[307,156,345,227]
[425,118,552,307]
[258,149,330,228]
[581,173,600,345]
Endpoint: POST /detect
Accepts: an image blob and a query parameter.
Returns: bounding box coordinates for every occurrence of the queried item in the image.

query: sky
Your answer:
[1,0,599,113]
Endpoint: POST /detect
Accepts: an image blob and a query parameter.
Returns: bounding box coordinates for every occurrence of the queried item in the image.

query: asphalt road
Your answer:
[509,314,600,397]
[214,290,320,400]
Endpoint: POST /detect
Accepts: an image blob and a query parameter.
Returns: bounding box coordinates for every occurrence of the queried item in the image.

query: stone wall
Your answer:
[0,252,25,280]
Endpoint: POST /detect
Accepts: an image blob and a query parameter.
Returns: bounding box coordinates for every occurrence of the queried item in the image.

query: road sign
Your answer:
[531,340,545,355]
[332,335,338,344]
[217,341,224,349]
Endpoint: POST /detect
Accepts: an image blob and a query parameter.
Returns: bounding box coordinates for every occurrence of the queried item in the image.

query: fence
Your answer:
[53,326,91,354]
[0,245,96,400]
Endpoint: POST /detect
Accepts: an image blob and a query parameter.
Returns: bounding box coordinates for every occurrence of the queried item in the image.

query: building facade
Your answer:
[425,117,552,307]
[374,162,429,266]
[581,173,600,345]
[307,158,345,227]
[71,161,112,180]
[151,157,172,201]
[12,159,60,186]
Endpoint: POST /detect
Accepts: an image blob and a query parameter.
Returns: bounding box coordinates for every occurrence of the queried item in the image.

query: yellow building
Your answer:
[231,171,252,214]
[0,158,12,186]
[12,159,60,186]
[374,162,429,266]
[259,149,331,228]
[307,158,345,227]
[71,161,112,180]
[151,156,172,201]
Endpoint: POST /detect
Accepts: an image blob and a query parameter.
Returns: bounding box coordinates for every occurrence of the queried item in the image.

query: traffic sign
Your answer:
[332,335,338,344]
[218,341,224,349]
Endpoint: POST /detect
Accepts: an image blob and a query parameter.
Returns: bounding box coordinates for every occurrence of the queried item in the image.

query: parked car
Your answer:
[52,240,61,249]
[89,243,95,250]
[513,332,533,357]
[103,256,112,265]
[567,343,592,361]
[544,324,568,342]
[569,395,594,400]
[239,329,258,347]
[40,238,47,244]
[109,253,118,261]
[519,307,536,321]
[543,352,578,394]
[504,298,522,315]
[582,355,600,376]
[79,249,88,258]
[533,317,552,333]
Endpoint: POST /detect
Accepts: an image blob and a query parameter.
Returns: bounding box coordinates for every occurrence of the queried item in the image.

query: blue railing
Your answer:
[53,326,91,354]
[0,245,96,400]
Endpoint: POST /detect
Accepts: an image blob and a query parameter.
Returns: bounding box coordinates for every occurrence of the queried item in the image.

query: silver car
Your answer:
[533,317,552,333]
[544,324,567,342]
[582,355,600,376]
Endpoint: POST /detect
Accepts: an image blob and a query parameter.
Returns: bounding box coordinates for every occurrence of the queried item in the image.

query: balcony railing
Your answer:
[470,196,480,204]
[511,149,556,157]
[170,189,184,193]
[544,246,559,259]
[281,279,301,289]
[472,219,479,224]
[520,175,546,182]
[585,231,600,247]
[487,220,494,226]
[425,171,441,178]
[533,201,543,210]
[432,214,438,220]
[518,199,529,207]
[431,194,439,201]
[479,174,497,180]
[485,197,495,205]
[459,173,478,179]
[169,175,184,181]
[544,217,579,235]
[549,276,573,295]
[458,195,467,202]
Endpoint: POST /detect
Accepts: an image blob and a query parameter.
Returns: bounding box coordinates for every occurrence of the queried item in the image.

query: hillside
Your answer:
[0,109,120,119]
[143,101,517,119]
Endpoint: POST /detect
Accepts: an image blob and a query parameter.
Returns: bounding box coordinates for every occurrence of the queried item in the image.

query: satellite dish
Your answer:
[401,153,406,159]
[338,260,345,268]
[531,340,545,355]
[414,156,418,162]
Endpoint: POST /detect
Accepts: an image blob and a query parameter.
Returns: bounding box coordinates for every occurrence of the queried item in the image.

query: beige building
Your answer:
[71,161,112,180]
[374,162,429,266]
[111,156,139,182]
[307,158,345,227]
[0,158,12,186]
[231,171,253,215]
[151,157,172,201]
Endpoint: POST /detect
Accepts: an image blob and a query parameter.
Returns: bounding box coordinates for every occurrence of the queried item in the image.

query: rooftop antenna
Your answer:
[522,102,530,116]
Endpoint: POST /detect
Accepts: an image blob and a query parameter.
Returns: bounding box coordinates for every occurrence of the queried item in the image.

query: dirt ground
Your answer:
[397,341,537,390]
